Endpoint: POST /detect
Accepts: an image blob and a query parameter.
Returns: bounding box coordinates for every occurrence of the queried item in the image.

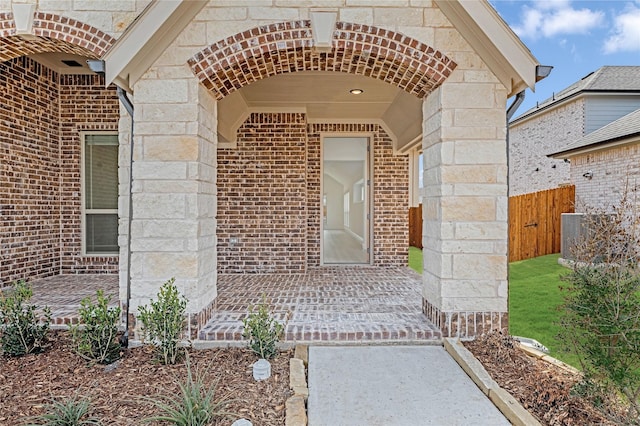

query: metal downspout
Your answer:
[117,86,134,348]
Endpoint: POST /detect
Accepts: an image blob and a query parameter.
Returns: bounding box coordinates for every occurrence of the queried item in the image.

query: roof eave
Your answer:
[435,0,540,97]
[549,133,640,159]
[103,0,207,92]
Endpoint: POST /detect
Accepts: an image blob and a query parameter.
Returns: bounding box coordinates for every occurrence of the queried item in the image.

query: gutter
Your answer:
[117,86,134,348]
[87,59,133,348]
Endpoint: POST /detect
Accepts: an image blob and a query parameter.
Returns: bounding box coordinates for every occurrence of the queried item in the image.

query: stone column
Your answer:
[126,72,217,337]
[421,78,509,338]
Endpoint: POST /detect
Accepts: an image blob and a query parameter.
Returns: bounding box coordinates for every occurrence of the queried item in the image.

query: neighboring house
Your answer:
[509,66,640,196]
[0,0,544,338]
[548,108,640,212]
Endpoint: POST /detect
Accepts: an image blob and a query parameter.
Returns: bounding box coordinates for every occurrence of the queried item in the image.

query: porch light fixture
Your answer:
[349,89,364,95]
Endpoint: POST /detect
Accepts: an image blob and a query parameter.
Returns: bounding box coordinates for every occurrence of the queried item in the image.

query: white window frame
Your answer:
[81,132,119,256]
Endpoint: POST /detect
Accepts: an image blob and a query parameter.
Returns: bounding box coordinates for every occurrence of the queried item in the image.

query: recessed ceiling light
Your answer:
[349,89,364,95]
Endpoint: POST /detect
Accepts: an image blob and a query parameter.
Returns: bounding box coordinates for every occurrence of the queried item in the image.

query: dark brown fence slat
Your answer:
[508,186,575,262]
[409,205,422,249]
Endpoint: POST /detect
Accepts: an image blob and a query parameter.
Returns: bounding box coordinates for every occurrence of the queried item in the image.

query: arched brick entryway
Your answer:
[0,12,114,61]
[0,13,119,283]
[188,21,457,100]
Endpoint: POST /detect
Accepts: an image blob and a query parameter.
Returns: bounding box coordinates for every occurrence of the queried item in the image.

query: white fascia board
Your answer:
[435,0,540,97]
[104,0,207,91]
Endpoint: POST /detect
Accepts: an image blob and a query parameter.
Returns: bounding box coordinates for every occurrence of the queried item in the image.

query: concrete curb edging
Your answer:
[444,338,542,426]
[286,345,309,426]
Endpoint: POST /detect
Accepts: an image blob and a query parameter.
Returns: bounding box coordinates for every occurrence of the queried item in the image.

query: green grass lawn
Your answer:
[409,248,579,367]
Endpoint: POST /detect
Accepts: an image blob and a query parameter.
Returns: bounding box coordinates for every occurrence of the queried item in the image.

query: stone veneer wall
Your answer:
[0,57,119,285]
[571,144,640,212]
[217,115,409,273]
[508,99,584,196]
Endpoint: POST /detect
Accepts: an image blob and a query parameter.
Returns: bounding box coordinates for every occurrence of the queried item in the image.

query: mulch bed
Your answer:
[464,332,623,425]
[0,331,292,425]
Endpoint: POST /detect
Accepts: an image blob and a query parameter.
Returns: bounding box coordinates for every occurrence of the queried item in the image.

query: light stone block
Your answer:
[133,162,187,180]
[135,121,187,136]
[140,104,199,122]
[441,83,495,109]
[248,7,299,20]
[424,219,454,240]
[339,7,373,24]
[208,0,271,5]
[143,252,198,279]
[276,0,343,5]
[440,197,496,221]
[454,140,506,165]
[142,220,198,238]
[440,240,497,254]
[464,69,500,84]
[454,183,506,197]
[143,180,199,194]
[422,270,443,303]
[36,0,73,11]
[136,79,190,104]
[454,109,505,128]
[440,294,506,312]
[206,20,251,44]
[440,280,501,299]
[397,26,434,46]
[434,27,472,52]
[112,12,138,33]
[374,7,422,26]
[73,0,134,11]
[143,135,199,161]
[452,254,507,280]
[134,194,186,219]
[174,21,207,46]
[454,222,507,240]
[155,65,195,80]
[347,0,408,6]
[423,248,452,279]
[197,7,248,21]
[131,238,184,252]
[410,0,433,6]
[441,165,498,183]
[423,7,450,26]
[65,11,112,33]
[443,125,497,141]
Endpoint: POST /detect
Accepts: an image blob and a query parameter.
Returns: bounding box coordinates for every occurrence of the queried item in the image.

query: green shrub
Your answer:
[138,277,188,365]
[0,280,51,357]
[143,356,234,425]
[70,290,121,364]
[242,298,283,359]
[24,395,101,426]
[558,189,640,420]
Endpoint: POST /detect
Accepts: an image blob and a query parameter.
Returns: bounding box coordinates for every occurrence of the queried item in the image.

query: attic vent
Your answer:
[62,60,83,67]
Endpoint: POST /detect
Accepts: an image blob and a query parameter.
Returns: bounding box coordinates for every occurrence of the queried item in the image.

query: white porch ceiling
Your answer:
[218,71,423,154]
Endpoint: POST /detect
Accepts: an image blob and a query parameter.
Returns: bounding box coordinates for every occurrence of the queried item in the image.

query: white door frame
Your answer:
[319,132,374,266]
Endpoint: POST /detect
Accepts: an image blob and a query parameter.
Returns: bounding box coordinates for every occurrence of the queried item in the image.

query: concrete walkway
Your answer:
[307,346,509,426]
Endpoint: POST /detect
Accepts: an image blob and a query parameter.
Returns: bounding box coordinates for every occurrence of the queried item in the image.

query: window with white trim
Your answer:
[83,133,119,255]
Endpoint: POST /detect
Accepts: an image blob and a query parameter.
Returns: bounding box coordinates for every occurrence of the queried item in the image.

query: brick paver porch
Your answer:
[22,267,441,342]
[199,267,442,342]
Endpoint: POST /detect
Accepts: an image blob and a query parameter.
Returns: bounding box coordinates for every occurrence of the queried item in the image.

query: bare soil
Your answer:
[465,332,625,425]
[0,331,291,425]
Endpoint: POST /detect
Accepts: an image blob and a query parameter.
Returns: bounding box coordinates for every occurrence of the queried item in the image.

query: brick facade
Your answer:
[217,114,409,273]
[189,21,456,101]
[509,99,583,196]
[0,57,119,285]
[571,144,640,211]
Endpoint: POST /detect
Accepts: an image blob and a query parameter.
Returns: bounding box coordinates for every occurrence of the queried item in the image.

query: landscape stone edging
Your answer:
[286,345,309,426]
[444,338,542,426]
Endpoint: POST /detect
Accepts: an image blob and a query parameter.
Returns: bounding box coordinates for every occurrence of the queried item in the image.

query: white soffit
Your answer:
[435,0,540,97]
[103,0,207,91]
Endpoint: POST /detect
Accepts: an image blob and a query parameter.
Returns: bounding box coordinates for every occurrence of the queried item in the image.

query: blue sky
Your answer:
[490,0,640,114]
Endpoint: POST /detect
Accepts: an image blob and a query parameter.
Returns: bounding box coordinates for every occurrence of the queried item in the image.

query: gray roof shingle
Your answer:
[515,66,640,119]
[548,108,640,158]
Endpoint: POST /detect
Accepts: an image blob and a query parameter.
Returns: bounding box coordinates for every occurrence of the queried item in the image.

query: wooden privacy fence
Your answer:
[509,185,575,262]
[409,186,575,261]
[409,205,422,249]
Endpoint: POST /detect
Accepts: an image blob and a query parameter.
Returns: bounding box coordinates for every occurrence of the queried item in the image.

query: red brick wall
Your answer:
[217,115,408,273]
[1,57,60,284]
[217,113,308,273]
[59,74,119,274]
[0,57,119,285]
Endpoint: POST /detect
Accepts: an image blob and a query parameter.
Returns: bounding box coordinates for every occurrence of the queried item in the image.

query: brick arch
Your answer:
[189,21,457,100]
[0,12,115,63]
